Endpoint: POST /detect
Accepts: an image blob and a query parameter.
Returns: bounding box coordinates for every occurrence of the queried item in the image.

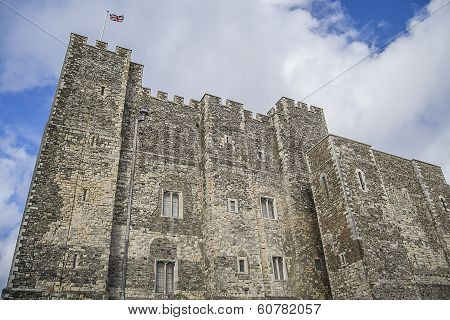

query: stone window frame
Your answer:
[161,189,184,219]
[236,256,249,274]
[224,134,232,145]
[320,173,330,198]
[355,169,368,192]
[271,255,287,281]
[154,259,178,295]
[227,198,239,213]
[260,196,278,220]
[339,252,347,268]
[439,196,448,212]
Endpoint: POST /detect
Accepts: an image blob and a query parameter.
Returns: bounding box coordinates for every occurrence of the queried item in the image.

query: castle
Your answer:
[2,33,449,300]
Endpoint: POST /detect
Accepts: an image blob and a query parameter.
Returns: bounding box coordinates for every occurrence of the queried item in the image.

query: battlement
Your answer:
[297,101,323,113]
[135,88,325,124]
[68,34,324,122]
[70,33,133,59]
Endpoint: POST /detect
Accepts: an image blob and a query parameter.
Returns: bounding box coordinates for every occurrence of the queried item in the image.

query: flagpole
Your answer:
[100,10,109,41]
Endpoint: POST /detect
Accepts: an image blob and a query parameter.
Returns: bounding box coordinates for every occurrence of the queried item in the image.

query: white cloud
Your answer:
[0,129,35,290]
[0,228,19,290]
[0,130,35,235]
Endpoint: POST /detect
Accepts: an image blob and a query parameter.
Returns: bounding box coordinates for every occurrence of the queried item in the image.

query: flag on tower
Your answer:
[109,13,124,22]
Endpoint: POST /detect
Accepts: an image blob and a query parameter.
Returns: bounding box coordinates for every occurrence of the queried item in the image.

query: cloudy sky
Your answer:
[0,0,449,290]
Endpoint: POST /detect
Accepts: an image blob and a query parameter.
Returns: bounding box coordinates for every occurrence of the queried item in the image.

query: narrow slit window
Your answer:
[72,254,79,269]
[321,175,329,198]
[357,170,367,191]
[82,189,88,202]
[100,86,105,95]
[237,258,247,274]
[224,135,232,144]
[228,199,238,213]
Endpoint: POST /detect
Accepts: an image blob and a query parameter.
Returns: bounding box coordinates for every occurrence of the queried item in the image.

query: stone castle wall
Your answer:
[2,33,448,300]
[306,135,450,299]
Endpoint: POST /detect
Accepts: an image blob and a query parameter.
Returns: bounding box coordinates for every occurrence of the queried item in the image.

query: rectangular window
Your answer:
[261,197,276,219]
[272,256,285,280]
[321,175,329,198]
[100,86,105,95]
[237,257,248,274]
[82,189,88,202]
[72,254,79,269]
[239,260,245,273]
[314,259,323,271]
[357,170,367,191]
[228,198,238,213]
[155,261,175,294]
[162,191,182,218]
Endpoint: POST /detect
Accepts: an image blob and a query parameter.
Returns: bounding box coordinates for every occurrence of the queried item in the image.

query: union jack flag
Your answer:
[109,13,124,22]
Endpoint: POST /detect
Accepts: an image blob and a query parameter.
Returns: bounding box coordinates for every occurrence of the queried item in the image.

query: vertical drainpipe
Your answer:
[121,109,149,300]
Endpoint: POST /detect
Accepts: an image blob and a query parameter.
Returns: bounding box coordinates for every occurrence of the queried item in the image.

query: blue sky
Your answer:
[341,0,429,44]
[0,0,449,291]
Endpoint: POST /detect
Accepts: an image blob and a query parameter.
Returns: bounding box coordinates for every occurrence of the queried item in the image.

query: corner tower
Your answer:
[2,34,131,299]
[306,135,450,299]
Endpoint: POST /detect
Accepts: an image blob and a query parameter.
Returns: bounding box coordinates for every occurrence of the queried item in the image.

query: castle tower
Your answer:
[196,95,331,298]
[2,34,132,299]
[306,135,450,299]
[271,98,331,298]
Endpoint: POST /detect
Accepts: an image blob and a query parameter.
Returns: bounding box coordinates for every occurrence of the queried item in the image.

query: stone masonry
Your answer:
[2,33,449,300]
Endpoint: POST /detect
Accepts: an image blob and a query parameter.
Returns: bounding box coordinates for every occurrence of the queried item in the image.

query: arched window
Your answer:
[356,169,367,191]
[320,174,330,198]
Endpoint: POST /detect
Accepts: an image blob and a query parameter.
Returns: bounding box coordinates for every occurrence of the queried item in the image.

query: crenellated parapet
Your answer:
[68,34,326,125]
